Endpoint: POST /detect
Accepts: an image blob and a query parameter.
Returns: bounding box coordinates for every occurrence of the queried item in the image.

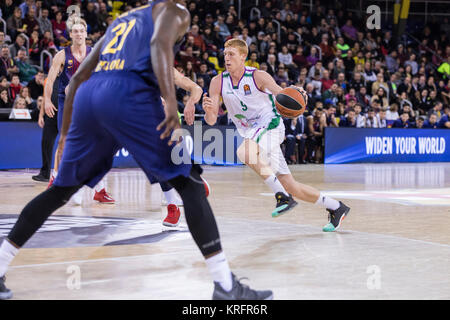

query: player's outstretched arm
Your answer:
[173,67,202,126]
[203,74,221,125]
[151,2,190,141]
[43,50,64,118]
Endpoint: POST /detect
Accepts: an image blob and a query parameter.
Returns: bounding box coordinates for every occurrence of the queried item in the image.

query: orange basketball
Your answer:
[275,87,307,119]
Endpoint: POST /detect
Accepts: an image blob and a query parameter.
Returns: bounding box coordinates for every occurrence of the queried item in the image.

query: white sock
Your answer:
[315,193,340,210]
[0,240,19,277]
[205,251,233,292]
[51,169,57,179]
[264,174,288,196]
[163,188,182,206]
[95,179,105,192]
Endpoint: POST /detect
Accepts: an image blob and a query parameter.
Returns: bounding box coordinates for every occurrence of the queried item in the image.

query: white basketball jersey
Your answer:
[221,67,282,140]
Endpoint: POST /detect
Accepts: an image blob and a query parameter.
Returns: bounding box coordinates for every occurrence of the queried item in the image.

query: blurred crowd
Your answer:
[1,0,449,163]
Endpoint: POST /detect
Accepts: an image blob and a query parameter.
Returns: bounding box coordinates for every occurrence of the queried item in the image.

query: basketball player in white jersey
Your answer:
[46,16,114,204]
[203,39,350,231]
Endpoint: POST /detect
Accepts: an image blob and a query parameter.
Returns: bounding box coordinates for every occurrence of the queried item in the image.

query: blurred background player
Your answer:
[158,67,210,227]
[203,39,350,232]
[0,0,272,300]
[44,15,114,204]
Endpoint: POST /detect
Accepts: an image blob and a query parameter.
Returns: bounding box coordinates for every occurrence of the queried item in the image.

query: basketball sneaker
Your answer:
[93,189,115,204]
[162,204,181,227]
[0,276,12,300]
[272,192,298,217]
[322,201,350,232]
[212,273,273,300]
[32,174,49,182]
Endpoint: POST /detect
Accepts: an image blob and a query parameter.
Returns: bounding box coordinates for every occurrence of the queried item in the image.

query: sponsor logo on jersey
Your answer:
[243,84,251,95]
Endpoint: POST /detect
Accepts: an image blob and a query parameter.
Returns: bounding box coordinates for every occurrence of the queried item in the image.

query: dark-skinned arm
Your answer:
[151,2,190,142]
[55,36,105,168]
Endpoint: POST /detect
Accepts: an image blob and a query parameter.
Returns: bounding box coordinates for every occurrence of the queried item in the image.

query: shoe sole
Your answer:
[162,222,180,227]
[32,177,49,182]
[272,201,298,218]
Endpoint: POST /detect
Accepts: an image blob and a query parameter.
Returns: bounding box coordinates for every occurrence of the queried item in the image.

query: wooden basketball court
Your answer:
[0,163,449,299]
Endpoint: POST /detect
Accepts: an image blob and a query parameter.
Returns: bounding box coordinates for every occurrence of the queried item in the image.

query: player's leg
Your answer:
[47,96,66,188]
[112,90,271,300]
[0,82,120,299]
[237,132,297,217]
[167,166,272,300]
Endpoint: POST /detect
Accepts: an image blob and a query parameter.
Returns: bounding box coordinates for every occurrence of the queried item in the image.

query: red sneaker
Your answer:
[163,204,181,227]
[47,176,54,189]
[93,188,115,204]
[202,176,211,198]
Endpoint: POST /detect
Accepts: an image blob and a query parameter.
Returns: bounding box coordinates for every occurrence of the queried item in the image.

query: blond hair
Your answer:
[224,38,248,56]
[66,15,87,32]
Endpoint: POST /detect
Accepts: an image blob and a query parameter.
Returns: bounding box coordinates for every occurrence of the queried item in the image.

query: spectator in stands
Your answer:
[404,53,418,75]
[415,117,425,128]
[363,108,380,128]
[339,107,356,127]
[0,32,8,47]
[23,6,39,36]
[427,101,443,120]
[8,74,21,101]
[184,61,197,83]
[0,0,15,22]
[438,106,450,128]
[274,64,289,85]
[363,60,377,83]
[245,52,259,69]
[12,96,27,109]
[283,115,307,164]
[371,87,389,108]
[37,7,52,36]
[18,86,33,109]
[371,73,388,96]
[417,89,433,115]
[307,46,319,66]
[9,34,26,60]
[15,47,38,83]
[306,107,326,163]
[292,46,308,70]
[28,29,41,65]
[0,88,12,108]
[1,44,18,79]
[354,103,365,128]
[377,107,388,128]
[0,76,8,90]
[214,15,231,41]
[27,69,43,99]
[423,113,439,128]
[392,112,413,128]
[52,11,67,46]
[6,7,26,41]
[320,69,334,92]
[324,104,339,127]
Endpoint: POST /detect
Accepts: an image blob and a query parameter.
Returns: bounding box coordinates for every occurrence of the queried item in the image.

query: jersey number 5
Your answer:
[102,19,137,55]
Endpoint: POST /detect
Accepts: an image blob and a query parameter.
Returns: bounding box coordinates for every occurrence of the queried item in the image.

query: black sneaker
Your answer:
[32,174,49,182]
[0,276,12,300]
[272,192,298,217]
[322,201,350,232]
[212,273,273,300]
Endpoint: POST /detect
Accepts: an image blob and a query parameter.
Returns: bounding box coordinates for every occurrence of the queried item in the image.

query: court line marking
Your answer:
[218,215,450,249]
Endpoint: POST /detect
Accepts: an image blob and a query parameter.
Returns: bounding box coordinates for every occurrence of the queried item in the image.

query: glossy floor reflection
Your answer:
[0,163,449,299]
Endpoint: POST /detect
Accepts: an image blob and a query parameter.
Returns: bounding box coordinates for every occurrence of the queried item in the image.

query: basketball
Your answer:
[275,87,307,119]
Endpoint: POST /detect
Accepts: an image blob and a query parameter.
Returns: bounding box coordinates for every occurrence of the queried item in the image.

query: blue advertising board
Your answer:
[0,122,243,169]
[325,127,449,164]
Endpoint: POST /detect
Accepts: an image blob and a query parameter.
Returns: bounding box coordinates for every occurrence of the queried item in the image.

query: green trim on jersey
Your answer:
[256,94,281,143]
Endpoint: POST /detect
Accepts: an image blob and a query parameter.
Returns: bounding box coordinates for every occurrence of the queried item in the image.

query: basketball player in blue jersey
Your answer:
[44,15,115,204]
[0,1,272,300]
